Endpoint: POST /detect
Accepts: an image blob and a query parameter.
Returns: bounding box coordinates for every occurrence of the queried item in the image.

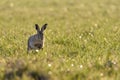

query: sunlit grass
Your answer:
[0,0,120,80]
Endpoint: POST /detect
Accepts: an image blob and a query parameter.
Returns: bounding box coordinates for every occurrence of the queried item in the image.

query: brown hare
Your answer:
[27,23,47,53]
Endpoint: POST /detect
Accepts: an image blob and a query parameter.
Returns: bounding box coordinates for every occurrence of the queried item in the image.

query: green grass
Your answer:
[0,0,120,80]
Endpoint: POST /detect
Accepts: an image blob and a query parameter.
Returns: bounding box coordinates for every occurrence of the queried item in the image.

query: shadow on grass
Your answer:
[4,69,49,80]
[3,60,50,80]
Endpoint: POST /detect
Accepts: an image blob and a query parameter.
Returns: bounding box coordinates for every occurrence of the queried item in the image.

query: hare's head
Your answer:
[35,23,47,40]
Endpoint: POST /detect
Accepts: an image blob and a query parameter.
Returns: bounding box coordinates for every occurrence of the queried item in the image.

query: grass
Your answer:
[0,0,120,80]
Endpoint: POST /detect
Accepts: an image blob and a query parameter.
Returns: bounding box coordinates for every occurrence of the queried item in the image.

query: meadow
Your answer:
[0,0,120,80]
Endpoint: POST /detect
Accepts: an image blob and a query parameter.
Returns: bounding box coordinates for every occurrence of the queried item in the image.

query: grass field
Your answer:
[0,0,120,80]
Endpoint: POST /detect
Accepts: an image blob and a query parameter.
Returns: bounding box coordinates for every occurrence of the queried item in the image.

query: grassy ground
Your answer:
[0,0,120,80]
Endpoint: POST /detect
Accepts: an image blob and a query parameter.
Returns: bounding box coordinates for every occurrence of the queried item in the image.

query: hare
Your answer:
[27,23,47,53]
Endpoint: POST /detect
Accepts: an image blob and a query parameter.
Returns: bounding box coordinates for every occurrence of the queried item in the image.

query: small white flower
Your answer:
[80,65,83,69]
[71,64,74,67]
[112,61,117,65]
[79,36,82,39]
[35,50,39,52]
[94,23,98,27]
[48,63,52,67]
[98,57,101,60]
[45,52,47,55]
[89,33,94,37]
[100,73,103,76]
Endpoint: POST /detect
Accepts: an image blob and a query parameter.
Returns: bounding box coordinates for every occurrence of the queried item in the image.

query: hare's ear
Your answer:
[41,23,47,32]
[35,24,40,32]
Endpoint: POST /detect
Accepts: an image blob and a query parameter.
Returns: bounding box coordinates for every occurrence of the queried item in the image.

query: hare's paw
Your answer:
[35,50,39,53]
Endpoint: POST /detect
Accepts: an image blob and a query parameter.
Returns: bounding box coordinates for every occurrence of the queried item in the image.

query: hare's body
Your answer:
[27,23,47,53]
[28,34,44,49]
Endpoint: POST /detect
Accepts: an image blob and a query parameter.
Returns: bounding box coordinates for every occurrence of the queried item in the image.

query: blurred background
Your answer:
[0,0,120,80]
